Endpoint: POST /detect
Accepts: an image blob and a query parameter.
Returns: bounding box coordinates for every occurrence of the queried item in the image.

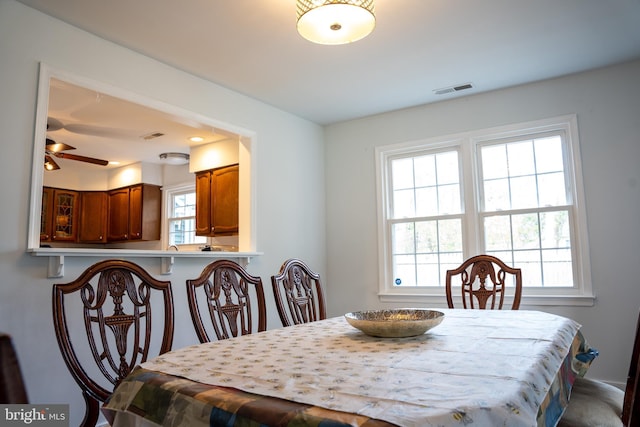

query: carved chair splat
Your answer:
[271,258,326,327]
[445,254,522,310]
[52,259,174,427]
[186,259,266,342]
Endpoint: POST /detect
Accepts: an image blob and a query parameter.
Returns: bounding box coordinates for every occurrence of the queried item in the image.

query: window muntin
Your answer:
[376,115,592,304]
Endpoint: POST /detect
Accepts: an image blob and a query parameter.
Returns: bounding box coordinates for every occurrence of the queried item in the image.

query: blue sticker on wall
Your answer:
[395,278,402,286]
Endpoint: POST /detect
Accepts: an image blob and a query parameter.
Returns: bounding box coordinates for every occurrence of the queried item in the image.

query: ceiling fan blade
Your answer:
[44,155,60,171]
[63,123,138,139]
[47,117,64,132]
[52,152,109,166]
[45,138,75,152]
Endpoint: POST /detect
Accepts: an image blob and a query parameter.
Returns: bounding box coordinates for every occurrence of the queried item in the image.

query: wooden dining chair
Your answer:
[558,309,640,427]
[445,254,522,310]
[271,258,326,327]
[0,333,29,404]
[186,259,266,342]
[52,259,174,427]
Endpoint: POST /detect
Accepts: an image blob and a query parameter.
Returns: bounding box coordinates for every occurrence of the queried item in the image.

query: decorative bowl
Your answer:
[344,309,444,338]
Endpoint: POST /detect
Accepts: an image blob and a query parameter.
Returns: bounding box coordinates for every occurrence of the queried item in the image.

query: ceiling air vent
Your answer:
[142,132,165,140]
[434,83,474,96]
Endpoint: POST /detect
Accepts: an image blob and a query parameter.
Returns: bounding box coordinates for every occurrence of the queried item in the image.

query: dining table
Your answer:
[102,309,597,427]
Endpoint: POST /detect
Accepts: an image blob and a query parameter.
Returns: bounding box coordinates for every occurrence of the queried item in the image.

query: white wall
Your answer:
[0,1,325,425]
[325,59,640,386]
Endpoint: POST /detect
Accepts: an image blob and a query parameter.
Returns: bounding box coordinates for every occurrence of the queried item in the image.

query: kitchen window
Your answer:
[164,184,208,250]
[375,115,593,306]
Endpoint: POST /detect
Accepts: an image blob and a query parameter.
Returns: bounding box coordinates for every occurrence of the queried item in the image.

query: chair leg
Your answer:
[80,391,100,427]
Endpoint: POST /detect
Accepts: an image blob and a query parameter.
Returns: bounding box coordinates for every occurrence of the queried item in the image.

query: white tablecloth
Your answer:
[140,309,584,427]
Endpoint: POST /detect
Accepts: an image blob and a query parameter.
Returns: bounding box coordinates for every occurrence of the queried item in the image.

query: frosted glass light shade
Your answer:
[296,0,375,45]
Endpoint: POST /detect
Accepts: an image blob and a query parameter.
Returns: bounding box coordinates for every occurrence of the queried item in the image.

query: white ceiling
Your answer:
[16,0,640,125]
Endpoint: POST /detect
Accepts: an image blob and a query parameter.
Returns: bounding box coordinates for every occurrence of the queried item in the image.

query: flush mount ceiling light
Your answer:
[159,152,190,165]
[296,0,375,45]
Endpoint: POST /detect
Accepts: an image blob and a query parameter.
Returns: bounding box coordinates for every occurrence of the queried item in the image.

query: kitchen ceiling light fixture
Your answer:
[296,0,375,45]
[44,155,60,171]
[159,152,190,165]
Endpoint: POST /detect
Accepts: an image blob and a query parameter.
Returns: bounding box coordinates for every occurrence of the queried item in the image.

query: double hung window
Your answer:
[164,184,207,249]
[375,115,593,305]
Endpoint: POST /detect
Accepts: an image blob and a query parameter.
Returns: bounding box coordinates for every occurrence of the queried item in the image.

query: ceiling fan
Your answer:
[44,117,110,171]
[44,138,109,171]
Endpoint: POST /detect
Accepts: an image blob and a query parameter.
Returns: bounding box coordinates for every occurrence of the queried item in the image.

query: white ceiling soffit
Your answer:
[14,0,640,125]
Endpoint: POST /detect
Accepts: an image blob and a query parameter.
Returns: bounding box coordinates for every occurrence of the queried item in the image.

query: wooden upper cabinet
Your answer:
[107,187,131,241]
[195,164,239,237]
[41,188,80,242]
[212,165,239,235]
[108,184,161,242]
[78,191,108,243]
[195,171,212,236]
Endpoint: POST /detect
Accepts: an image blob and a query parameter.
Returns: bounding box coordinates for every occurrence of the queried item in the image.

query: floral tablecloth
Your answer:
[103,309,596,427]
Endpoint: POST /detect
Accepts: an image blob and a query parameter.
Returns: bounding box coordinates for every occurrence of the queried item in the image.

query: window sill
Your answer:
[28,247,263,278]
[378,292,596,307]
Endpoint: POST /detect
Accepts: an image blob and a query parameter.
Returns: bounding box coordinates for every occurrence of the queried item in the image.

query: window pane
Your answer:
[414,155,436,187]
[542,248,573,286]
[507,140,535,176]
[416,253,440,286]
[535,136,564,173]
[393,189,415,218]
[439,219,463,252]
[436,151,459,185]
[483,178,510,211]
[392,158,414,189]
[540,210,570,249]
[393,255,416,286]
[510,175,538,209]
[512,213,541,250]
[512,250,542,287]
[415,221,437,253]
[484,215,512,251]
[392,222,415,254]
[481,145,508,179]
[538,172,567,206]
[438,184,461,214]
[415,187,437,217]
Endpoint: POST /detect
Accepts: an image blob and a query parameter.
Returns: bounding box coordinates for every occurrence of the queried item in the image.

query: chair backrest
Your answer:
[271,258,326,327]
[0,333,28,404]
[52,259,174,427]
[622,309,640,426]
[445,254,522,310]
[186,259,266,342]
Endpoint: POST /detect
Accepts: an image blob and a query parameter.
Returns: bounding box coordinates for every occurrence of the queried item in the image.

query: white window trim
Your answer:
[375,115,594,307]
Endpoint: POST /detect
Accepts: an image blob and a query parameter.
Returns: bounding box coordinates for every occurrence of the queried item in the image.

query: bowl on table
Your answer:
[344,308,444,338]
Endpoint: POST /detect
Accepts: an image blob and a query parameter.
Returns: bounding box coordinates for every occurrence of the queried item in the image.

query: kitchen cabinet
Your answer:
[195,164,239,236]
[107,184,161,241]
[78,191,108,243]
[41,187,80,242]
